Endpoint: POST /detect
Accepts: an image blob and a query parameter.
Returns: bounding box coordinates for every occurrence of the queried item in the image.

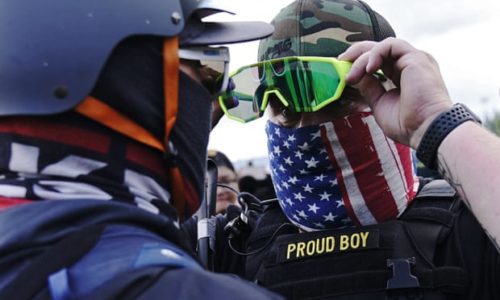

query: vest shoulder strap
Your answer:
[401,179,460,227]
[415,179,456,200]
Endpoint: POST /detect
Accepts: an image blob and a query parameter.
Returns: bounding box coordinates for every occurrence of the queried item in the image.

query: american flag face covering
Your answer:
[266,111,418,232]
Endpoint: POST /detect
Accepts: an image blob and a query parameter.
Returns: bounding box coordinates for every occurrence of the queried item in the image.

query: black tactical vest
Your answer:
[245,180,469,299]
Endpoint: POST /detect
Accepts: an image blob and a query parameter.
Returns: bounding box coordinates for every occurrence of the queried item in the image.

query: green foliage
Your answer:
[483,111,500,136]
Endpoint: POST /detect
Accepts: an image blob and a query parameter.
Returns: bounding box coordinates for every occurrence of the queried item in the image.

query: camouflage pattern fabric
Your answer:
[258,0,395,61]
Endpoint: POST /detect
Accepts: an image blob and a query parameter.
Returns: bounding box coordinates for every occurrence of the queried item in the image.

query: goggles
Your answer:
[179,46,230,95]
[218,56,352,123]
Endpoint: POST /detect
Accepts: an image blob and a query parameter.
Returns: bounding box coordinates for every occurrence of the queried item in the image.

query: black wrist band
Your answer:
[416,103,481,170]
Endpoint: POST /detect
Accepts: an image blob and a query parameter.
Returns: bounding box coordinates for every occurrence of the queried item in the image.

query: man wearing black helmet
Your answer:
[0,0,284,299]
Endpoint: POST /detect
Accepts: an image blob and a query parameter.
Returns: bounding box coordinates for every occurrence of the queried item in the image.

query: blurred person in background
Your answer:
[208,149,241,214]
[238,174,277,202]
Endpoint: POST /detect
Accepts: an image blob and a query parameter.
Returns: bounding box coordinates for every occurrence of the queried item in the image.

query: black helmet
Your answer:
[0,0,273,116]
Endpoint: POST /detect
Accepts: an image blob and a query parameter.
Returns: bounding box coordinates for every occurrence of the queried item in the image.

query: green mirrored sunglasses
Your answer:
[218,56,352,123]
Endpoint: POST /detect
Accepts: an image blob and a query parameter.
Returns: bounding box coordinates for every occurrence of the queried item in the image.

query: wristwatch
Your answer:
[416,103,481,170]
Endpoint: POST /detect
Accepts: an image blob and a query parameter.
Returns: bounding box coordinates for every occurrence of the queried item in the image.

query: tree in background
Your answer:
[483,110,500,136]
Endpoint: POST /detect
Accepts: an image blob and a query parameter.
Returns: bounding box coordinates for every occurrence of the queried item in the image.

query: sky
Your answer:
[207,0,500,164]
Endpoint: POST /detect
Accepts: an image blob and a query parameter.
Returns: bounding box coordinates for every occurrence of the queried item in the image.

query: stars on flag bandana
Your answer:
[266,121,352,231]
[266,112,418,232]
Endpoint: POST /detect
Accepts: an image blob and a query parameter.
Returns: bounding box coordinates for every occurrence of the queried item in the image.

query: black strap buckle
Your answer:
[163,141,178,166]
[387,257,420,290]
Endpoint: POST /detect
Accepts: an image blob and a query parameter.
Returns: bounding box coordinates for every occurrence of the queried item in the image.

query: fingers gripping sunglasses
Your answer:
[218,56,352,123]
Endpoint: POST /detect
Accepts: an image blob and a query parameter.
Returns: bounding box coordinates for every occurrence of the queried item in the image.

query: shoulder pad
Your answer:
[415,179,456,200]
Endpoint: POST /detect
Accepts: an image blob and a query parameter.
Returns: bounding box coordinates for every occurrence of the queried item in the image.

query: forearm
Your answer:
[436,121,500,250]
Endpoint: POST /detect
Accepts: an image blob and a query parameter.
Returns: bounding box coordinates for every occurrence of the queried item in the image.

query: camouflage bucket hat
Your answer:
[258,0,395,61]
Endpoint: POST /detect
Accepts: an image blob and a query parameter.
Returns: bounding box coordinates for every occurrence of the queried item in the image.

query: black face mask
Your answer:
[91,36,165,139]
[90,35,212,218]
[170,71,212,216]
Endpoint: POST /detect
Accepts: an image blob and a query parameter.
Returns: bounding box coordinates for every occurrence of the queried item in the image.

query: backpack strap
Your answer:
[0,224,106,300]
[400,179,460,262]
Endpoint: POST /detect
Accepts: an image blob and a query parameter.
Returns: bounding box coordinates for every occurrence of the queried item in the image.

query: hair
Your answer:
[207,150,235,172]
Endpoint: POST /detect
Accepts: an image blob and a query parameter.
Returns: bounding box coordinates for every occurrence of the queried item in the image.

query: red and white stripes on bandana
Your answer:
[321,112,418,226]
[266,111,418,232]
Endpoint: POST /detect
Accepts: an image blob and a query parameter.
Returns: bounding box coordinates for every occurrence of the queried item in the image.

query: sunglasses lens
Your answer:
[179,47,230,95]
[266,58,346,112]
[201,59,227,94]
[219,65,263,123]
[305,61,343,108]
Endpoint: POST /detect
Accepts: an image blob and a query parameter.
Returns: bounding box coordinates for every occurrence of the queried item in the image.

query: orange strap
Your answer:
[163,37,179,143]
[163,37,186,220]
[75,96,164,152]
[76,37,187,219]
[75,37,180,153]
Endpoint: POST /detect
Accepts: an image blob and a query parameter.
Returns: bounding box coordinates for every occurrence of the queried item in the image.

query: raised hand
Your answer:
[339,37,453,149]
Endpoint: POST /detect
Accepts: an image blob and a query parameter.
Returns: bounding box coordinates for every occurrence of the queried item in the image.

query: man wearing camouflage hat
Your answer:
[216,0,500,299]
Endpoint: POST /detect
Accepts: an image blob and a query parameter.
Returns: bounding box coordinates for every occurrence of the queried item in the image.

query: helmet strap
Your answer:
[163,37,179,143]
[75,37,188,221]
[162,37,187,221]
[75,96,164,151]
